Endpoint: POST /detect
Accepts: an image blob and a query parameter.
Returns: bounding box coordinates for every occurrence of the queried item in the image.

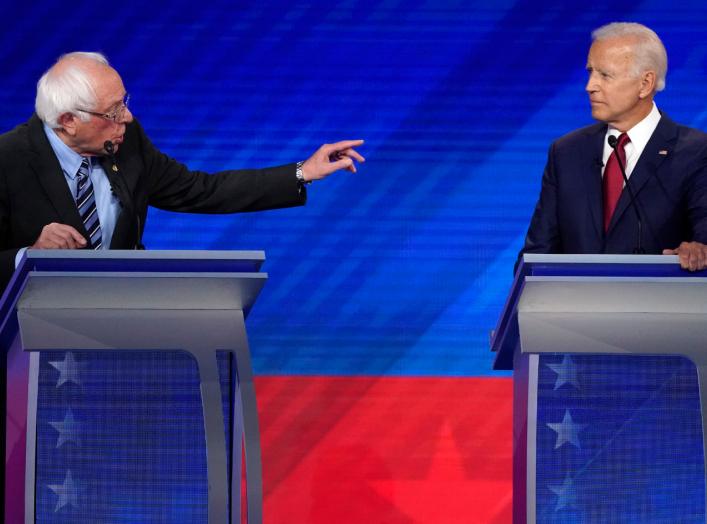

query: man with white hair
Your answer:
[0,52,364,290]
[519,22,707,271]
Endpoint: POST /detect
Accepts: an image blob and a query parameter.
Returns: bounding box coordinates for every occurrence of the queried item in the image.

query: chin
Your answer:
[591,109,608,122]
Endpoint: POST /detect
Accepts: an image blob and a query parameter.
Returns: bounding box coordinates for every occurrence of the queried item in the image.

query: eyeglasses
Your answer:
[77,94,130,123]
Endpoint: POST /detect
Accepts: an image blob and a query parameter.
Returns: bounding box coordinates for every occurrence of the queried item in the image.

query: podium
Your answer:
[2,250,268,523]
[492,254,707,523]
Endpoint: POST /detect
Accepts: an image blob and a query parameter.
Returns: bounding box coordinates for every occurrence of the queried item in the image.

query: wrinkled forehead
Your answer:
[586,37,639,74]
[91,67,126,105]
[588,36,637,60]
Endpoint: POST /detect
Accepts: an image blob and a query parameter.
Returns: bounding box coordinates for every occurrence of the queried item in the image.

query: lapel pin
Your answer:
[112,164,119,172]
[658,150,668,155]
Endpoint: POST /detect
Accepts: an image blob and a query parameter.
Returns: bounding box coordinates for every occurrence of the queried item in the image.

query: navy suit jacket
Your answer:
[0,114,306,291]
[519,114,707,262]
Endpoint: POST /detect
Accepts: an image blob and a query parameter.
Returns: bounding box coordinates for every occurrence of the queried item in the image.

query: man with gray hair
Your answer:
[0,51,364,291]
[519,22,707,271]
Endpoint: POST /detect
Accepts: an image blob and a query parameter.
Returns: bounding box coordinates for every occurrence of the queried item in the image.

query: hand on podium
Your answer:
[32,223,87,249]
[663,241,707,271]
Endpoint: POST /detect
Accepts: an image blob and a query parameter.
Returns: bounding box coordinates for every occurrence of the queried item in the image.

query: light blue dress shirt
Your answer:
[42,123,121,248]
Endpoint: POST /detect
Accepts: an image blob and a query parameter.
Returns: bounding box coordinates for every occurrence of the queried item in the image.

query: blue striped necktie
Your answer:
[76,158,103,249]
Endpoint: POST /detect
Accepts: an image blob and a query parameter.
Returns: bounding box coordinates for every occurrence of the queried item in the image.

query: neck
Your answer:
[610,99,654,133]
[54,128,96,156]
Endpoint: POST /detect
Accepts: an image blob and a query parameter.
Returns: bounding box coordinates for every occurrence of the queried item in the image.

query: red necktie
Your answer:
[602,132,630,231]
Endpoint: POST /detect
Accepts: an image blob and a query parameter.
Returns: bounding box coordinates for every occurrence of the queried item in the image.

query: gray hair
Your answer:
[592,22,667,92]
[35,52,110,128]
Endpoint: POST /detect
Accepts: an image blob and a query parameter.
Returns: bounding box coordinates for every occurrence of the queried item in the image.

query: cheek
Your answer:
[93,124,114,139]
[613,79,640,101]
[604,86,625,106]
[613,91,636,109]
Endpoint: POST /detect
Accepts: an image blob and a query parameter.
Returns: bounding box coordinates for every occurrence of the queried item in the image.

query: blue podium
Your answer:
[492,254,707,523]
[2,250,268,523]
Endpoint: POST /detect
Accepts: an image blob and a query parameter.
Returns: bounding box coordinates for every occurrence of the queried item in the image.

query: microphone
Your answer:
[104,140,117,171]
[607,135,644,254]
[103,141,145,250]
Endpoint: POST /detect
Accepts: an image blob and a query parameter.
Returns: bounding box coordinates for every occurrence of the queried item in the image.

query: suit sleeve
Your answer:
[515,142,562,271]
[131,121,306,214]
[0,154,21,291]
[686,141,707,244]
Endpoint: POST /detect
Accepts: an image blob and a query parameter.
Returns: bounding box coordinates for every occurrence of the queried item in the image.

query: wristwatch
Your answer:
[296,161,311,187]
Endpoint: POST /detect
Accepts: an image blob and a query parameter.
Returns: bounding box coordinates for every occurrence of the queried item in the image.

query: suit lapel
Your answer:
[99,155,128,207]
[27,115,87,236]
[608,114,676,231]
[99,149,140,202]
[580,124,607,242]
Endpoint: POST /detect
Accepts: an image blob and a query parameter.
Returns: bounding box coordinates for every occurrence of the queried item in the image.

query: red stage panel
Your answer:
[256,376,513,523]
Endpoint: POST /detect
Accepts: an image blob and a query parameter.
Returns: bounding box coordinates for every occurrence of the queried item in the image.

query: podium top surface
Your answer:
[491,254,705,370]
[25,249,265,259]
[23,249,265,270]
[0,250,268,338]
[520,253,680,270]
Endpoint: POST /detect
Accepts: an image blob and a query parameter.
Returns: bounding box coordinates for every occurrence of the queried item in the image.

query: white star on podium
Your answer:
[48,352,84,388]
[548,474,578,511]
[48,470,80,512]
[49,409,82,448]
[547,355,580,390]
[547,410,587,449]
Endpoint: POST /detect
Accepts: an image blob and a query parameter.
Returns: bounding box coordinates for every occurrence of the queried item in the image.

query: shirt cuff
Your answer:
[15,247,28,269]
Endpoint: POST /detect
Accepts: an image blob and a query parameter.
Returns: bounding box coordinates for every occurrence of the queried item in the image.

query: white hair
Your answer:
[35,52,110,128]
[592,22,668,92]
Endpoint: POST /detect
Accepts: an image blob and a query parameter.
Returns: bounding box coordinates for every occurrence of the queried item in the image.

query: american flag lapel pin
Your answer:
[658,149,668,155]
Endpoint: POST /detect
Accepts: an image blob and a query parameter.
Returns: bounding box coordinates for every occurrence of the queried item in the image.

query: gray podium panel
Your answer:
[3,251,269,524]
[491,255,707,523]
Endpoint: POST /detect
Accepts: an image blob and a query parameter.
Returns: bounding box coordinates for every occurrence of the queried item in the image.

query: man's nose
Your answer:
[119,106,134,124]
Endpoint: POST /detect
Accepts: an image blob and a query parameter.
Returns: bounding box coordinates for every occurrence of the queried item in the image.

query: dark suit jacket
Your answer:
[519,114,707,264]
[0,114,306,289]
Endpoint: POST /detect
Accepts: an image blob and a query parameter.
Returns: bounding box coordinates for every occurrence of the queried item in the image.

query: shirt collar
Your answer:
[42,123,88,180]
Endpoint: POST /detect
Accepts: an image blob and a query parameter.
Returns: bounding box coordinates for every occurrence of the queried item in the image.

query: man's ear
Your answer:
[57,112,79,136]
[638,70,657,99]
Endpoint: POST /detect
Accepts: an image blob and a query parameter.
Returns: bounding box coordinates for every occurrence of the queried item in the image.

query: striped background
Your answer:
[3,1,707,521]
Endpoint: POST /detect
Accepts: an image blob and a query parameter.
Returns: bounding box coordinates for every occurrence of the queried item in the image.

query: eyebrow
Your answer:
[586,65,612,75]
